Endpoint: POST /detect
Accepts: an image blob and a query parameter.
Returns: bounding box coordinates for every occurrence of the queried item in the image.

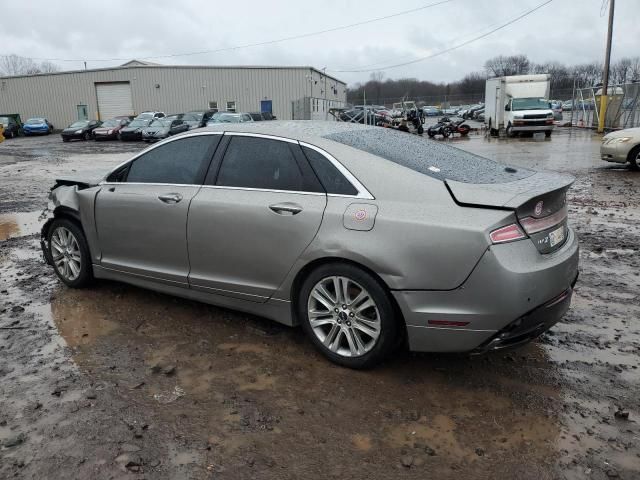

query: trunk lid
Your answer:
[446,171,574,254]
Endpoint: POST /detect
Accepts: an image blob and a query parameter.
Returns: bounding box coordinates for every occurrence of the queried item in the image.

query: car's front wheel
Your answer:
[48,218,93,288]
[298,263,400,369]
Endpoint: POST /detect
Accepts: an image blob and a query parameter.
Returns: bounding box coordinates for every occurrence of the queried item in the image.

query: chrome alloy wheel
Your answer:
[307,276,381,357]
[51,227,81,281]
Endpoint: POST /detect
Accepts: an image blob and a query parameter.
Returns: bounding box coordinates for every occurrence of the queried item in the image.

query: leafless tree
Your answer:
[369,71,385,104]
[484,55,531,77]
[39,61,59,74]
[0,54,59,76]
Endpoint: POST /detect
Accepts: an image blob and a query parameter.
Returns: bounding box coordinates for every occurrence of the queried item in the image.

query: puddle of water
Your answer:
[0,211,44,241]
[51,293,118,347]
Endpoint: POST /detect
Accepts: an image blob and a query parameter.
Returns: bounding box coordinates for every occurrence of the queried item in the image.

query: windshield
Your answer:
[512,98,551,111]
[150,119,171,127]
[128,119,150,128]
[101,119,120,127]
[137,113,154,119]
[207,113,241,124]
[0,117,9,125]
[69,121,89,128]
[26,118,45,124]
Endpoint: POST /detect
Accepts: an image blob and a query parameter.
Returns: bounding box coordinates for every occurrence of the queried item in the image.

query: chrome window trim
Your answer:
[100,182,202,188]
[100,131,374,201]
[298,141,374,200]
[199,184,325,196]
[224,131,298,144]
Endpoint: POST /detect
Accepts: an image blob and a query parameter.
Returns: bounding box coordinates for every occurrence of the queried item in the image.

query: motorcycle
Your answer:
[427,117,471,138]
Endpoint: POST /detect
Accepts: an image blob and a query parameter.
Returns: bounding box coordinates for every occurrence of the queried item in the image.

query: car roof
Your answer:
[195,121,532,185]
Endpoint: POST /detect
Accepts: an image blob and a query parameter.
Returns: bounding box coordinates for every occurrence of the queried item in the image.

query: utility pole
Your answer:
[598,0,615,133]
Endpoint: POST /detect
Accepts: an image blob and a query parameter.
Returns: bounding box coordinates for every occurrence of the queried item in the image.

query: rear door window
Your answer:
[302,146,357,195]
[214,136,322,192]
[124,135,219,184]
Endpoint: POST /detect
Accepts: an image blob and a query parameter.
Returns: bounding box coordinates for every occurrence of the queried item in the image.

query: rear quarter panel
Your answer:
[275,146,514,297]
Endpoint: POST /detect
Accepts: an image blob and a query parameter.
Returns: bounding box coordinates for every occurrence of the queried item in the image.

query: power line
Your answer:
[2,0,453,63]
[330,2,550,72]
[329,0,554,73]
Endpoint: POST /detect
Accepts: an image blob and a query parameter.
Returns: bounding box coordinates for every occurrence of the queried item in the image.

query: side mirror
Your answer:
[505,104,510,111]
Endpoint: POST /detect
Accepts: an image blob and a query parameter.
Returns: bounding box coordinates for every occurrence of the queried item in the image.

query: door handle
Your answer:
[269,202,302,215]
[158,193,183,204]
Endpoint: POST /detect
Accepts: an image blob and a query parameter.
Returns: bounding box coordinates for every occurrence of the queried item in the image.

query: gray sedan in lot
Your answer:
[41,122,579,368]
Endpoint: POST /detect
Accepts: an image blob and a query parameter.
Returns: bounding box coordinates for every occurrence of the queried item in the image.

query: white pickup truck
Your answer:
[485,74,555,138]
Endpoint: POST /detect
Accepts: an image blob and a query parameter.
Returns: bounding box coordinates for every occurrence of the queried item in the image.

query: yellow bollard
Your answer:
[0,124,5,143]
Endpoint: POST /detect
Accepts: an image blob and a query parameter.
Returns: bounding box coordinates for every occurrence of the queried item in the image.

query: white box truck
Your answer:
[485,74,555,137]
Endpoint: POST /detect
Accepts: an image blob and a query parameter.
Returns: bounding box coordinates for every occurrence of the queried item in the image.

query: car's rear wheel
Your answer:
[298,263,399,369]
[83,132,90,141]
[48,218,93,288]
[628,145,640,171]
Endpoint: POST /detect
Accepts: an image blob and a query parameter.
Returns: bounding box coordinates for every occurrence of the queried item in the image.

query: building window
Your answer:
[226,101,236,112]
[209,101,218,110]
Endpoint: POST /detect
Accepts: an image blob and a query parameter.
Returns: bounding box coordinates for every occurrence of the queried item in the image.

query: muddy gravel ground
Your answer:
[0,130,639,480]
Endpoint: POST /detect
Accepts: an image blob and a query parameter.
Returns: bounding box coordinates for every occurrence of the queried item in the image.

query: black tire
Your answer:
[545,130,552,138]
[83,132,90,141]
[506,124,515,138]
[628,145,640,171]
[62,137,69,142]
[417,125,424,135]
[297,262,400,369]
[117,132,122,141]
[427,130,435,138]
[442,127,450,138]
[47,218,93,288]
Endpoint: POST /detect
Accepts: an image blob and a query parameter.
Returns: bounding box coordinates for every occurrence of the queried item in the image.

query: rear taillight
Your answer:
[490,224,526,244]
[520,206,567,234]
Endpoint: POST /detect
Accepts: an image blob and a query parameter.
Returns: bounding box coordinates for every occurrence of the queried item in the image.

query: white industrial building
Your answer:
[0,61,347,128]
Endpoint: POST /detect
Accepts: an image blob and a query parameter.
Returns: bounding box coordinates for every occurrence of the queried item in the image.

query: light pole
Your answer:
[598,0,615,133]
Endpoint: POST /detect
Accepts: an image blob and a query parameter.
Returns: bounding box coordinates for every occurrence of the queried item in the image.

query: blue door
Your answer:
[260,100,272,114]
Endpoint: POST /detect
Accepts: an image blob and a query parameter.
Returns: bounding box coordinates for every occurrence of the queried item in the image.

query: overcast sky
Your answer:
[1,0,637,85]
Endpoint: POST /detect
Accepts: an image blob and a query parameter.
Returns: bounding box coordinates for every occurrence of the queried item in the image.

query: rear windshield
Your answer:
[323,129,534,184]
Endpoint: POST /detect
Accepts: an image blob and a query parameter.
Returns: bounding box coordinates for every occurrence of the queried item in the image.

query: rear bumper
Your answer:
[395,227,579,352]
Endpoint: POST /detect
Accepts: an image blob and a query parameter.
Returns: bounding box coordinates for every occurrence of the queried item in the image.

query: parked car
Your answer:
[462,104,484,119]
[61,120,102,142]
[261,111,276,120]
[41,122,578,369]
[188,109,218,128]
[0,114,23,138]
[601,126,640,170]
[206,112,253,125]
[550,101,563,121]
[423,106,442,117]
[248,112,265,121]
[119,118,153,141]
[442,107,459,116]
[165,113,201,130]
[135,111,165,120]
[23,117,53,135]
[92,116,133,140]
[141,118,189,142]
[562,100,574,111]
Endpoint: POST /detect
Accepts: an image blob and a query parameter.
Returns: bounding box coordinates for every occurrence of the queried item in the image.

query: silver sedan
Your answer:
[41,122,579,368]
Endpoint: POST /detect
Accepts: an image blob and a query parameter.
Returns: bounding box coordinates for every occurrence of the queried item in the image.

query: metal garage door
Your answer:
[96,83,133,120]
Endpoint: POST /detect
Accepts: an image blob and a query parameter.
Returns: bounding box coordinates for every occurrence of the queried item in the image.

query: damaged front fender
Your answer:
[40,179,101,266]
